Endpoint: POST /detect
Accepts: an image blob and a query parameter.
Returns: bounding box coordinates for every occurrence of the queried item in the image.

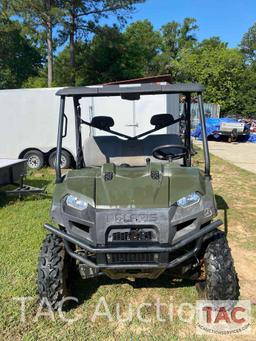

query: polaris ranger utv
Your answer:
[38,83,239,309]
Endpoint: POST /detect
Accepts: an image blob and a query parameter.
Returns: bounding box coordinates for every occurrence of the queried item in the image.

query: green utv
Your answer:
[38,83,239,309]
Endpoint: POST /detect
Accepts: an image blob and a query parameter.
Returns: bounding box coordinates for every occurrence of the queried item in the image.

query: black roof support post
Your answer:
[198,93,211,176]
[185,93,192,167]
[56,96,65,183]
[73,97,84,169]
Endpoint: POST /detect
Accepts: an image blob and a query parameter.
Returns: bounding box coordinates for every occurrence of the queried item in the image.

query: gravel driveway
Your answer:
[194,139,256,174]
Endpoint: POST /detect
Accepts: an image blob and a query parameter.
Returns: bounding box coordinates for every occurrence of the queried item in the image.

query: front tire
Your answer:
[196,232,240,301]
[37,234,74,310]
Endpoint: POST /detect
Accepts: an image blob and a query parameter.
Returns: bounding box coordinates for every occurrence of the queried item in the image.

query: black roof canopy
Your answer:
[56,83,204,97]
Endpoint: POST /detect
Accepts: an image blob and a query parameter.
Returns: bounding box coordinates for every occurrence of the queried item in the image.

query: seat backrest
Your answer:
[83,134,183,166]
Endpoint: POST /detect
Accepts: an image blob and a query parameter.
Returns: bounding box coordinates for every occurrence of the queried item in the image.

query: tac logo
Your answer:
[196,300,251,335]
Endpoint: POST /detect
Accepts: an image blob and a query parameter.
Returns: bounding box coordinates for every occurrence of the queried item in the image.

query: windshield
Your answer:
[55,89,210,182]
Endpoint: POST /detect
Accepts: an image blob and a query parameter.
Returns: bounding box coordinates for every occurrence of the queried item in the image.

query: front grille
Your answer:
[107,253,155,264]
[112,230,153,242]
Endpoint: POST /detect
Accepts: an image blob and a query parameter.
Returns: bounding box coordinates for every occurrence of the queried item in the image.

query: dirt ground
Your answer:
[194,139,256,174]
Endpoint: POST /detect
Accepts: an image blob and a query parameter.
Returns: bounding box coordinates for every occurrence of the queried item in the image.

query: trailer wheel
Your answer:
[37,233,75,310]
[196,232,240,301]
[48,150,71,169]
[230,128,238,142]
[23,150,44,169]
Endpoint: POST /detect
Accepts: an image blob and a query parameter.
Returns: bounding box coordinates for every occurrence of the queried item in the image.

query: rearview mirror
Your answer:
[121,93,140,101]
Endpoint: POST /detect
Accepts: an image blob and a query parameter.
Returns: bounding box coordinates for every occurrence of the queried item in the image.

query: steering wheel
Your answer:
[152,144,188,161]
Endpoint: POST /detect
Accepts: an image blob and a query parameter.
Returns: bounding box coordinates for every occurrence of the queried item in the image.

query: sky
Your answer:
[124,0,256,47]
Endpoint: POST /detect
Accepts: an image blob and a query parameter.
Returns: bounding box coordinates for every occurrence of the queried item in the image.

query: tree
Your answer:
[12,0,62,87]
[160,21,180,59]
[179,17,198,48]
[156,17,198,74]
[55,26,129,86]
[240,23,256,64]
[0,18,42,88]
[238,64,256,117]
[0,0,11,19]
[58,0,145,84]
[196,36,227,49]
[55,20,161,86]
[54,41,88,86]
[78,25,130,84]
[23,69,48,88]
[124,20,161,77]
[172,38,245,114]
[161,18,198,57]
[239,23,256,116]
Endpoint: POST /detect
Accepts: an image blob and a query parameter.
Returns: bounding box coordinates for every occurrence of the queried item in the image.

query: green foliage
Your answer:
[240,22,256,64]
[88,25,127,83]
[238,64,256,117]
[23,69,48,88]
[172,39,245,114]
[55,42,89,86]
[55,21,161,86]
[55,0,145,85]
[55,26,128,85]
[154,17,198,74]
[238,23,256,116]
[123,20,161,76]
[160,18,198,58]
[12,0,63,46]
[0,18,42,89]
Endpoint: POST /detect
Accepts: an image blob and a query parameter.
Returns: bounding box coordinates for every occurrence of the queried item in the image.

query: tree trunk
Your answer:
[70,29,75,85]
[45,0,53,87]
[47,19,53,87]
[69,0,76,85]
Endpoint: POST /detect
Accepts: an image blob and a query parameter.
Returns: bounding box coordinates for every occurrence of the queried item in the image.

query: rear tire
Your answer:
[48,150,71,169]
[37,233,74,310]
[196,232,240,301]
[23,150,44,169]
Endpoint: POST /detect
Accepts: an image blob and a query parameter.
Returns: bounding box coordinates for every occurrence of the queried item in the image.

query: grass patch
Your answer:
[0,153,255,340]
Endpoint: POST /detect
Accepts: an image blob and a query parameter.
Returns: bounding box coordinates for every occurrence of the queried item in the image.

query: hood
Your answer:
[57,163,207,209]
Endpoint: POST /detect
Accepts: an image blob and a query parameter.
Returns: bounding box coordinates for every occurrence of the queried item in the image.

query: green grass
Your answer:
[0,154,255,341]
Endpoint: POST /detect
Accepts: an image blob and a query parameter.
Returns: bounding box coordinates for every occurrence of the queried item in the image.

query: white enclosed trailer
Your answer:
[0,87,179,169]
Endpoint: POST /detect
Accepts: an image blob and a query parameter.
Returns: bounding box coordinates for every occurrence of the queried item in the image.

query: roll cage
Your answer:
[55,83,210,183]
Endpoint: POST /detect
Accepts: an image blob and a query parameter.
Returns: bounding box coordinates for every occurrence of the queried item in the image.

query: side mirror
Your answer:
[150,114,174,129]
[91,116,115,130]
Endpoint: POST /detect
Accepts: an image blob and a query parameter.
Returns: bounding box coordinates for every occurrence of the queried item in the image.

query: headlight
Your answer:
[65,194,88,210]
[176,192,201,208]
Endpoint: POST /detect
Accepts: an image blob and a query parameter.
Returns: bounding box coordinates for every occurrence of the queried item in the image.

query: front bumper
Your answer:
[44,219,222,270]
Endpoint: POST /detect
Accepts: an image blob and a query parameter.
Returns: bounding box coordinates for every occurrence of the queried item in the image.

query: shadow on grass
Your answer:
[66,273,195,310]
[215,194,229,235]
[0,179,51,207]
